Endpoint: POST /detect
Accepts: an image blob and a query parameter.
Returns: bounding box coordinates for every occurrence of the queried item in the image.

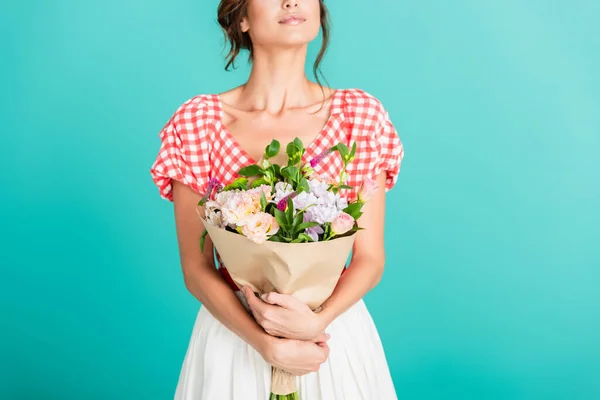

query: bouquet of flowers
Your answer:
[198,138,378,399]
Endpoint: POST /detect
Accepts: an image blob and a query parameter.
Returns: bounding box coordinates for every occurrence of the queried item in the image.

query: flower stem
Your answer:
[269,394,299,400]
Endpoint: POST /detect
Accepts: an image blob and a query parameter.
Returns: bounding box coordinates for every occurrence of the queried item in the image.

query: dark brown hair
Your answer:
[217,0,331,91]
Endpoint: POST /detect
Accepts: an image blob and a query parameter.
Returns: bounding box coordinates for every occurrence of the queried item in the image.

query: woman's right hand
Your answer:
[260,335,331,376]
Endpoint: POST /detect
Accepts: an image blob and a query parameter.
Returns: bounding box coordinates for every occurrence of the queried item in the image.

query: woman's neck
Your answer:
[236,46,320,114]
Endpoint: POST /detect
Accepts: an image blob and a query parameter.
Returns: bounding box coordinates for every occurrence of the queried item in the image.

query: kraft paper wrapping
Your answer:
[200,218,356,395]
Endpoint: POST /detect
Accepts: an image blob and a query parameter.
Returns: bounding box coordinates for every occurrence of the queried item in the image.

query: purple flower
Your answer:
[305,225,324,242]
[309,148,334,168]
[277,192,298,211]
[293,191,318,210]
[201,178,223,203]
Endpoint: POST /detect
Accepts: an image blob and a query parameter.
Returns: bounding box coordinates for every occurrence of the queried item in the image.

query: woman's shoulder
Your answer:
[165,93,220,125]
[337,88,389,116]
[156,93,223,143]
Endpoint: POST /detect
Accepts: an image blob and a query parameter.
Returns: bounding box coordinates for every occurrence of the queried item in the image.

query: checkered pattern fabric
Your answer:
[150,89,404,202]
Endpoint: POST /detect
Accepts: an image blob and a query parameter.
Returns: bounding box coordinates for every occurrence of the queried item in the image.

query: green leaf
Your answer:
[298,177,310,193]
[286,197,294,224]
[293,137,304,151]
[337,143,349,159]
[343,202,364,220]
[260,191,267,211]
[292,211,303,228]
[350,141,357,158]
[286,141,299,158]
[272,164,281,178]
[265,139,281,159]
[274,209,288,231]
[250,177,269,188]
[298,233,315,242]
[268,234,285,243]
[281,166,299,182]
[338,184,354,190]
[223,177,249,191]
[288,166,300,181]
[293,221,320,234]
[286,140,304,166]
[238,165,263,177]
[263,170,273,183]
[280,166,291,180]
[199,229,208,252]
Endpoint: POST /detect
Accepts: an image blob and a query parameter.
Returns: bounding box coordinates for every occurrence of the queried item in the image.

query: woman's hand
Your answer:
[241,286,328,341]
[259,335,330,376]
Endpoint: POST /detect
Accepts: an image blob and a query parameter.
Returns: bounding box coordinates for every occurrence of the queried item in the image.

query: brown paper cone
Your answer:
[201,218,356,309]
[200,218,356,394]
[271,367,297,395]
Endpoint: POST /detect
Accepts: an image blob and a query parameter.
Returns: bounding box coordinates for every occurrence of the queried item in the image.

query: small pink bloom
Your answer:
[357,177,379,202]
[241,212,280,244]
[330,212,354,235]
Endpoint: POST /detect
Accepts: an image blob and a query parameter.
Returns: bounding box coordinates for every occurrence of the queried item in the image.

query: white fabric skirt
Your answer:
[174,292,398,399]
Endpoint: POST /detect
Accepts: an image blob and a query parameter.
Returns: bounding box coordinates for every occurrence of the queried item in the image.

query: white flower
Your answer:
[207,209,225,228]
[273,182,293,203]
[293,191,318,210]
[308,178,330,198]
[305,204,341,224]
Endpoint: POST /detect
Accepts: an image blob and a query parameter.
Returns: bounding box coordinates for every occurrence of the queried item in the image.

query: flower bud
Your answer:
[357,177,379,202]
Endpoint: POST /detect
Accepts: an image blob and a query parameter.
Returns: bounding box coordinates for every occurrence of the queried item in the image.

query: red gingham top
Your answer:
[150,88,404,203]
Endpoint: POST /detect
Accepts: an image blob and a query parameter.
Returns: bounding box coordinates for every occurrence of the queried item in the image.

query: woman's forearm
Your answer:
[171,181,272,355]
[181,254,272,354]
[318,255,384,326]
[318,172,388,327]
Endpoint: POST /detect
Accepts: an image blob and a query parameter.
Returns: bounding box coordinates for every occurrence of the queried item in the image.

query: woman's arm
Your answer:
[172,180,270,351]
[170,180,330,375]
[241,171,389,339]
[317,170,388,324]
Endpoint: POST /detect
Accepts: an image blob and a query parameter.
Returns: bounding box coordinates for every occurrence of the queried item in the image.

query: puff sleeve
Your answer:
[373,102,404,192]
[149,100,211,201]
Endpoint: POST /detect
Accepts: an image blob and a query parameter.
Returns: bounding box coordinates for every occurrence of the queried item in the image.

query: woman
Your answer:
[150,0,405,398]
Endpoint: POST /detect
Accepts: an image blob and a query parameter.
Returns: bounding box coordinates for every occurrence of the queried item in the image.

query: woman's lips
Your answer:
[279,16,306,25]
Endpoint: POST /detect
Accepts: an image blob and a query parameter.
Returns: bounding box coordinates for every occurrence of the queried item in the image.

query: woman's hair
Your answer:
[217,0,331,90]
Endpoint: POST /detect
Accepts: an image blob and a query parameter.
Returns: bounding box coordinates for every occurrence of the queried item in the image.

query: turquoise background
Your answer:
[2,0,599,399]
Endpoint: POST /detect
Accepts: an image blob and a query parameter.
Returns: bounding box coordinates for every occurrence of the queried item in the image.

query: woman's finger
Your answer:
[311,332,331,343]
[261,292,305,311]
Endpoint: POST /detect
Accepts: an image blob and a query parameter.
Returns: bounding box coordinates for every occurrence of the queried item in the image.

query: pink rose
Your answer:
[241,212,280,244]
[357,177,379,202]
[330,212,354,235]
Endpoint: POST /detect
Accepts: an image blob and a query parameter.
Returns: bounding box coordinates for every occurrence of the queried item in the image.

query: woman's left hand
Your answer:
[241,286,328,341]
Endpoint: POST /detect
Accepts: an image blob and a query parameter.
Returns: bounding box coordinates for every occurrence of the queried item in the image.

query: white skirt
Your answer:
[174,292,398,399]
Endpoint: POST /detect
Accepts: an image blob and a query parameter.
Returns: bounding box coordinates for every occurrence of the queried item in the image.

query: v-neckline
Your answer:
[213,89,343,165]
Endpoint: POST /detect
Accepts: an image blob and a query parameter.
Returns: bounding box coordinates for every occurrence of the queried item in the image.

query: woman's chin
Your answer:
[271,34,321,49]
